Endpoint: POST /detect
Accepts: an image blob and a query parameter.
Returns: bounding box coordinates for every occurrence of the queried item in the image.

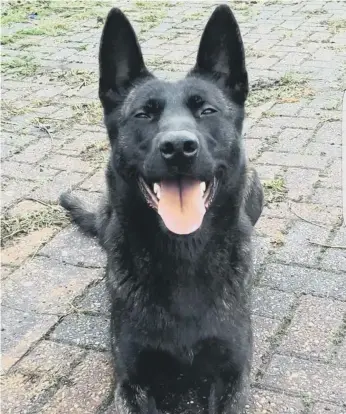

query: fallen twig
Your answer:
[308,240,346,249]
[288,202,329,229]
[25,197,52,207]
[34,118,53,150]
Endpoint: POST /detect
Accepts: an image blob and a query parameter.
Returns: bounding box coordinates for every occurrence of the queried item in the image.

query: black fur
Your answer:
[60,5,263,413]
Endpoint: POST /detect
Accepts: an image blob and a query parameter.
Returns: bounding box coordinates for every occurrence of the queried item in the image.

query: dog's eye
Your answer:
[201,108,217,115]
[135,112,150,119]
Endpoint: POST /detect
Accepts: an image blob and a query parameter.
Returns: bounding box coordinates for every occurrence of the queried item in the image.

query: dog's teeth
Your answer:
[200,182,206,194]
[153,183,160,199]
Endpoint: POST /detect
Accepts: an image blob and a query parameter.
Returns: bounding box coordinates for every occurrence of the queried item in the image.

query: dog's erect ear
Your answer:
[99,8,152,110]
[191,5,248,104]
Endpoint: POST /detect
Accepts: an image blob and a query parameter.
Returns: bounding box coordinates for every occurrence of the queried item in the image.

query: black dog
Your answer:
[60,4,263,413]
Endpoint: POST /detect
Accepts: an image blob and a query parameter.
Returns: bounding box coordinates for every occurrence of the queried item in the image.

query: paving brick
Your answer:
[259,116,319,130]
[2,227,56,266]
[335,339,346,366]
[252,315,281,378]
[17,340,85,376]
[261,201,291,220]
[279,296,346,361]
[331,227,346,245]
[11,138,54,164]
[79,169,105,192]
[283,168,319,201]
[312,402,346,414]
[8,199,47,216]
[255,217,288,239]
[58,131,107,156]
[245,138,264,161]
[245,121,279,137]
[317,159,342,188]
[78,280,110,315]
[1,160,60,181]
[304,142,342,159]
[41,154,92,173]
[252,288,296,321]
[1,175,10,190]
[260,263,346,300]
[40,226,106,268]
[1,372,53,413]
[311,187,342,207]
[269,102,304,117]
[285,202,342,227]
[42,352,113,414]
[273,221,330,267]
[256,152,327,169]
[253,236,271,272]
[50,314,110,350]
[263,355,346,404]
[273,128,312,153]
[1,256,103,314]
[255,165,282,182]
[246,388,305,414]
[320,248,346,273]
[278,52,307,67]
[308,94,343,111]
[0,143,17,160]
[33,85,69,99]
[1,266,14,281]
[1,306,58,374]
[314,121,341,145]
[30,171,87,203]
[1,179,37,211]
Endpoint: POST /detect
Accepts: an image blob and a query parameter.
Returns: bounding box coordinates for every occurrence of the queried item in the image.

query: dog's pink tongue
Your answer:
[158,178,205,235]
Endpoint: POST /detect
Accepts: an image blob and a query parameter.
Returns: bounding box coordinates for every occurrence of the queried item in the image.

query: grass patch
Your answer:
[135,1,174,9]
[304,9,327,16]
[80,141,110,165]
[321,99,341,111]
[2,98,54,119]
[76,44,88,51]
[138,9,167,34]
[246,48,265,58]
[123,1,170,36]
[157,32,177,41]
[49,69,97,88]
[263,177,287,205]
[1,56,39,77]
[146,58,175,70]
[72,102,103,125]
[181,11,206,22]
[1,204,68,248]
[332,314,346,346]
[1,0,114,44]
[1,0,112,24]
[327,19,346,33]
[2,100,28,117]
[301,393,314,410]
[1,20,72,44]
[248,72,314,107]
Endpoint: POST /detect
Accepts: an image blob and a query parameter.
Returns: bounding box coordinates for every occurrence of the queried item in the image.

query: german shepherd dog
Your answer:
[60,4,263,413]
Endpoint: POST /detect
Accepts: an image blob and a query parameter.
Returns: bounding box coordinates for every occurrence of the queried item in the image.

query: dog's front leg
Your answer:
[114,383,158,414]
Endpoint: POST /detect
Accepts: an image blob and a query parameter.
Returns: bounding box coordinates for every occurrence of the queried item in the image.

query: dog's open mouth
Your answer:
[138,176,218,235]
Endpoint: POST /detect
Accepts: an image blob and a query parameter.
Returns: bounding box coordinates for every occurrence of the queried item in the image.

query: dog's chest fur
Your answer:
[106,212,253,375]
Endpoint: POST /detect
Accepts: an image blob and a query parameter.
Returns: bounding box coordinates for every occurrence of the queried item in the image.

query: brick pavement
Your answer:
[1,0,346,412]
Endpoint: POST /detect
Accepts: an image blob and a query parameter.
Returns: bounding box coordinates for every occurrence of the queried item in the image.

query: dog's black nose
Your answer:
[159,133,199,161]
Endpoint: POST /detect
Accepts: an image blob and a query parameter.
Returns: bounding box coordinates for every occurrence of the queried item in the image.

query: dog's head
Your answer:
[99,5,248,236]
